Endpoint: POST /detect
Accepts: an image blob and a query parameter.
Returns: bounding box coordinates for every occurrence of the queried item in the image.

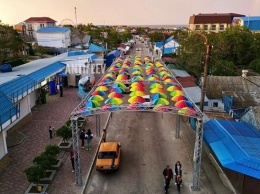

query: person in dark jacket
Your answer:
[163,165,173,193]
[85,129,93,151]
[80,129,86,148]
[70,149,75,172]
[174,161,182,184]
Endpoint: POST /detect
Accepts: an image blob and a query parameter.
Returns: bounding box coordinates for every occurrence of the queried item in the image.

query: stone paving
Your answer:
[0,87,108,194]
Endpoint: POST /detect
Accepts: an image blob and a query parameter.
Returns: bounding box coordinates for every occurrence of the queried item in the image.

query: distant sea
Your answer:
[125,24,189,29]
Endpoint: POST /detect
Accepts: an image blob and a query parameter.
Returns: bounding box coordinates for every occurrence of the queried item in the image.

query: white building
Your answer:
[24,17,56,40]
[36,27,71,48]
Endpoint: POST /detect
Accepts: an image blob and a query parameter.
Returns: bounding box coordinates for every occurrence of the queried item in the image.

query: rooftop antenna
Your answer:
[75,7,78,28]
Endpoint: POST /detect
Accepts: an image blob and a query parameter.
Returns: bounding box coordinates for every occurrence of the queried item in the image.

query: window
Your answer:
[40,24,45,28]
[203,25,208,30]
[213,102,218,107]
[28,24,32,30]
[195,25,200,30]
[219,25,225,30]
[211,25,216,30]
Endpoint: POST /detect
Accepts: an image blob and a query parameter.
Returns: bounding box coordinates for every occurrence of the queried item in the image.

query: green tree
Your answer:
[34,45,48,58]
[24,165,45,185]
[56,125,72,142]
[0,21,24,64]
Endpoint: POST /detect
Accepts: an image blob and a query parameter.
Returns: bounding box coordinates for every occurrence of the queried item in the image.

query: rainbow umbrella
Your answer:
[133,67,142,71]
[148,77,160,81]
[109,66,118,71]
[132,76,144,82]
[108,92,124,98]
[128,96,145,104]
[153,105,171,112]
[167,86,182,91]
[92,90,107,96]
[85,100,100,108]
[101,104,119,111]
[130,86,145,92]
[171,95,188,102]
[151,93,167,100]
[131,73,142,77]
[178,107,196,116]
[131,82,145,87]
[110,87,124,93]
[89,95,104,102]
[151,98,169,105]
[119,71,130,76]
[164,78,178,84]
[161,75,172,81]
[150,88,165,94]
[112,82,126,90]
[147,74,159,79]
[150,83,163,89]
[105,98,123,105]
[170,90,184,96]
[96,85,109,91]
[129,91,145,97]
[175,100,193,108]
[116,74,128,80]
[127,103,147,110]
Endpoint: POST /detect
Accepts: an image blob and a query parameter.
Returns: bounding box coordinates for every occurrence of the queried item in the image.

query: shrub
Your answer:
[33,152,56,170]
[44,145,60,157]
[24,165,45,184]
[56,125,72,142]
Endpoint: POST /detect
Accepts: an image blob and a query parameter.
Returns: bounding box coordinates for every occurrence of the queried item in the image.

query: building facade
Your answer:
[189,13,245,32]
[23,17,56,40]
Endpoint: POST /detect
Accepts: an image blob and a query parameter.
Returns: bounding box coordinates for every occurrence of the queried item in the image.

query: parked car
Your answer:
[143,95,152,107]
[96,142,121,171]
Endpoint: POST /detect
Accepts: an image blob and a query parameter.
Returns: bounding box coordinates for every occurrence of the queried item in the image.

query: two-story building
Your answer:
[189,13,245,32]
[24,17,56,40]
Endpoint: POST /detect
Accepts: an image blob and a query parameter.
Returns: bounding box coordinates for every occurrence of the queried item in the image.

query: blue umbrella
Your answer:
[110,87,124,93]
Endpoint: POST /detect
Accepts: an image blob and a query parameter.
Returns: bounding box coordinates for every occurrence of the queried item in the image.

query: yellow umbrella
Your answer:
[170,90,184,97]
[95,86,109,91]
[150,83,163,89]
[150,88,165,94]
[130,86,145,92]
[132,71,143,75]
[129,91,145,97]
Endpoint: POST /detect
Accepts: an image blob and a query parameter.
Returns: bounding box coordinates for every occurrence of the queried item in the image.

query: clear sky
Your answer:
[0,0,259,26]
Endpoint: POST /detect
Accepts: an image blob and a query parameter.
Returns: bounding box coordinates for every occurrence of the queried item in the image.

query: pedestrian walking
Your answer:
[70,149,75,172]
[48,126,54,139]
[102,129,107,142]
[80,129,86,148]
[176,174,182,193]
[163,165,173,193]
[174,161,182,184]
[85,129,93,150]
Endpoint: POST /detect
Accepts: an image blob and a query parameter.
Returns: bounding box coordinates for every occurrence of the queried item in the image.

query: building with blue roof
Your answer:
[88,43,106,56]
[105,50,121,67]
[234,16,260,32]
[204,119,260,193]
[153,36,179,57]
[36,27,71,48]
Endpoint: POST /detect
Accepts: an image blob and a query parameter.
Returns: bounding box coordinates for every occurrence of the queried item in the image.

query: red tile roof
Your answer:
[176,76,197,88]
[189,13,245,24]
[24,17,56,23]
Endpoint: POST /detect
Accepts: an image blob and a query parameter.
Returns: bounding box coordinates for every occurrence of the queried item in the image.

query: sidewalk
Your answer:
[0,87,108,194]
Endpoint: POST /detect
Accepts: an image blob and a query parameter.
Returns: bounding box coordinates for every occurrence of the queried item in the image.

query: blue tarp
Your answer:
[204,119,260,179]
[89,43,106,52]
[105,50,121,67]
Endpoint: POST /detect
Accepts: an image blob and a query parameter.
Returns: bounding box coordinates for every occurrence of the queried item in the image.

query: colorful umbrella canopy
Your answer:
[167,86,182,91]
[110,87,124,93]
[128,96,146,104]
[178,107,196,116]
[151,93,167,100]
[101,104,119,111]
[147,74,159,79]
[164,78,178,83]
[88,95,104,102]
[108,92,124,98]
[85,100,100,108]
[150,83,163,89]
[92,90,107,96]
[129,91,145,97]
[170,90,184,96]
[132,76,144,82]
[175,100,194,108]
[153,105,171,112]
[127,103,147,110]
[171,95,188,102]
[105,98,123,105]
[131,82,145,87]
[112,82,126,90]
[130,86,145,92]
[151,98,169,105]
[116,74,128,80]
[148,77,160,81]
[150,88,165,94]
[119,71,130,75]
[95,85,109,91]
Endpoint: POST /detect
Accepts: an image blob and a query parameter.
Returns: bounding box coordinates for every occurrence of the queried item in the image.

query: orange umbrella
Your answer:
[167,86,182,91]
[131,82,145,87]
[128,96,145,104]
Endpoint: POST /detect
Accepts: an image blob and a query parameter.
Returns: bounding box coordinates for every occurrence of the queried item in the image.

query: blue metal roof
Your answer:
[89,43,106,52]
[0,91,18,126]
[154,42,163,48]
[67,50,89,57]
[204,119,260,179]
[240,16,260,21]
[37,27,70,33]
[28,61,66,82]
[165,36,173,43]
[163,47,177,54]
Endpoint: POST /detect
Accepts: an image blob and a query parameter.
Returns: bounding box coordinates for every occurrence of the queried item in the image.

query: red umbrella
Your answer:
[171,95,188,102]
[108,92,124,98]
[175,100,194,109]
[128,96,145,103]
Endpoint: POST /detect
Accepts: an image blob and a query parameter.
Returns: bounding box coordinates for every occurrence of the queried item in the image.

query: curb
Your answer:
[80,112,112,194]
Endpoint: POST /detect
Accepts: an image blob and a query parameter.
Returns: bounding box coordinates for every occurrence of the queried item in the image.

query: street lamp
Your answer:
[185,28,212,112]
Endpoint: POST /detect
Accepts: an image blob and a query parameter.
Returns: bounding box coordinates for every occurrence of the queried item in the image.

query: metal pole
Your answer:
[175,114,180,139]
[192,118,203,190]
[96,114,101,137]
[71,116,82,186]
[199,44,212,112]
